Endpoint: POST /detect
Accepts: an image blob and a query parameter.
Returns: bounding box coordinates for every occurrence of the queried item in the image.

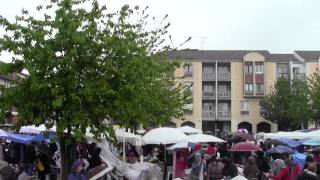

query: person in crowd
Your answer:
[175,153,188,179]
[296,162,319,180]
[292,146,306,172]
[304,155,315,170]
[265,158,300,180]
[222,157,238,180]
[188,153,205,180]
[271,159,285,175]
[18,165,32,180]
[88,147,103,169]
[206,155,224,180]
[207,144,216,155]
[23,144,36,176]
[67,160,87,180]
[256,151,270,180]
[243,156,260,180]
[36,148,51,180]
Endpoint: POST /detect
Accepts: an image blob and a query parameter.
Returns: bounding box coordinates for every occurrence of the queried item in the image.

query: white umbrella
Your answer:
[115,129,140,143]
[167,142,198,150]
[188,133,225,143]
[0,129,8,138]
[177,126,202,134]
[142,127,188,145]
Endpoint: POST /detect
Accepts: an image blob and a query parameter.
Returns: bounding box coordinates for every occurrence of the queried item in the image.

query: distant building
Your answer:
[0,61,26,124]
[166,50,320,134]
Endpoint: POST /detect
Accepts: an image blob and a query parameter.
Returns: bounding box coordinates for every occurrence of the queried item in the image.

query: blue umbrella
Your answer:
[303,139,320,146]
[167,141,198,150]
[267,145,294,154]
[277,138,302,148]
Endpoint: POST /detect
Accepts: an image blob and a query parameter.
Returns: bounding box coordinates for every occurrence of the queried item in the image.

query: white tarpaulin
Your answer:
[142,127,188,145]
[263,131,308,140]
[188,133,225,143]
[177,126,202,134]
[19,125,56,134]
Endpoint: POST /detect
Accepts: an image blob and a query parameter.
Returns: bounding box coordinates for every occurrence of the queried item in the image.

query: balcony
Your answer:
[293,73,305,80]
[217,91,231,99]
[202,111,215,121]
[277,73,289,79]
[203,73,215,81]
[203,91,215,99]
[184,72,193,77]
[217,110,231,121]
[217,73,231,81]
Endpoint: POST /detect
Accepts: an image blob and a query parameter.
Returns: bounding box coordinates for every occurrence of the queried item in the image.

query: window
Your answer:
[256,84,264,92]
[244,62,253,74]
[203,66,214,73]
[218,103,228,111]
[185,82,193,93]
[255,62,264,74]
[293,67,300,74]
[245,84,253,92]
[203,103,214,111]
[184,64,193,74]
[240,101,249,111]
[218,85,227,91]
[218,66,228,73]
[204,84,214,92]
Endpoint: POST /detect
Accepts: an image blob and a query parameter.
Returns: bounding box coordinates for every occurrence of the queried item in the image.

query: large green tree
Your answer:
[260,78,312,131]
[0,0,189,178]
[308,71,320,126]
[260,79,292,131]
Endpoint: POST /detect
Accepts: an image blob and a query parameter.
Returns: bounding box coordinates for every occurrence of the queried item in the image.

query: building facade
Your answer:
[169,50,320,134]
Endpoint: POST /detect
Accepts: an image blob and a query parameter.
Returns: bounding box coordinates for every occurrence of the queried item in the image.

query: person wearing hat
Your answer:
[67,160,87,180]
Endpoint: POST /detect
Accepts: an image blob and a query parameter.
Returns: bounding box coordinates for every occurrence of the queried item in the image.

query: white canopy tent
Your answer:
[142,127,188,145]
[263,131,308,141]
[177,126,202,134]
[188,133,225,143]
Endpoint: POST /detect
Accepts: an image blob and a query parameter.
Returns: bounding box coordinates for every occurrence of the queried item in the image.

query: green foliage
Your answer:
[0,0,189,140]
[308,71,320,121]
[260,78,312,130]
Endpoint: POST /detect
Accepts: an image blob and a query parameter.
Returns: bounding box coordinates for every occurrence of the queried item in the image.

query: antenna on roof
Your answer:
[193,36,208,50]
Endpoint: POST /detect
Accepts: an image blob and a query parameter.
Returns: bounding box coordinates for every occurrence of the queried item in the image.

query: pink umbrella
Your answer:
[229,142,259,152]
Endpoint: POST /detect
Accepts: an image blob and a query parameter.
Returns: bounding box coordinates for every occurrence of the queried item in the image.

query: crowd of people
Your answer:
[0,141,107,180]
[169,141,320,180]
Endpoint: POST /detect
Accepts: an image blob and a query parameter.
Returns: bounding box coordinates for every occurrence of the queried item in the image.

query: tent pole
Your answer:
[123,136,126,162]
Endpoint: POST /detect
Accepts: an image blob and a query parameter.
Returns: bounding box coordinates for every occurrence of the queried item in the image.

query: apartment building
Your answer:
[168,50,320,135]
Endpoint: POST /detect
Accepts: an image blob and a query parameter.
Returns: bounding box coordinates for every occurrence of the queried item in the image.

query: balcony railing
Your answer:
[293,73,305,80]
[203,91,215,99]
[217,73,231,81]
[203,73,215,81]
[217,110,231,121]
[217,91,231,99]
[217,110,231,117]
[202,111,215,117]
[277,73,289,79]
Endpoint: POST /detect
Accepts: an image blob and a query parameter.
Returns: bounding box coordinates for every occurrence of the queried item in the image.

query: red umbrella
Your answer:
[229,142,259,152]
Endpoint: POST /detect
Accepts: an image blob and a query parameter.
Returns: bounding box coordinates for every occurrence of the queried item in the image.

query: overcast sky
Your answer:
[1,0,320,62]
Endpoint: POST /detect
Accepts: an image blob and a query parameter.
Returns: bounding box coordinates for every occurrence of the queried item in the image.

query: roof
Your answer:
[295,51,320,61]
[267,54,299,62]
[165,49,270,61]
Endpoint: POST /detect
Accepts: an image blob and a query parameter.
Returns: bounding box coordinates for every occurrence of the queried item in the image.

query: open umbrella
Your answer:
[229,142,259,152]
[188,133,225,143]
[142,127,188,145]
[232,132,255,141]
[267,145,294,154]
[303,139,320,146]
[277,138,302,148]
[167,142,198,150]
[86,165,113,180]
[177,126,202,134]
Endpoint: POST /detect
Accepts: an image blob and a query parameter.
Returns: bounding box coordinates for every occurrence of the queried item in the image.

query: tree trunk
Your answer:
[59,134,77,180]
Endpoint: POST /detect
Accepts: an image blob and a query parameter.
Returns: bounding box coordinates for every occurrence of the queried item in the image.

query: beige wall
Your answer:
[172,62,202,129]
[231,60,277,133]
[243,52,265,62]
[306,62,319,77]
